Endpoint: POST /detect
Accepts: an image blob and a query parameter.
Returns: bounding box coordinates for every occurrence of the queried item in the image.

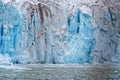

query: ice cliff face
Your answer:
[0,0,120,64]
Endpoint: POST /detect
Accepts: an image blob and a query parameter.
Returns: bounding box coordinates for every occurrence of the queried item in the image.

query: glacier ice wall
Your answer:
[0,0,120,64]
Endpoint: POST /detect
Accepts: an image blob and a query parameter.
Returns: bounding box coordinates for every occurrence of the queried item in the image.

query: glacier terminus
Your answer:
[0,0,120,64]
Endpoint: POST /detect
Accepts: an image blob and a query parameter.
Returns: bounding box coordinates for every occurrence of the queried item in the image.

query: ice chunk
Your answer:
[0,54,11,64]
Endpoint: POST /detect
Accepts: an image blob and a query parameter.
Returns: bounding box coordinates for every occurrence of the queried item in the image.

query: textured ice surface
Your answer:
[0,0,120,64]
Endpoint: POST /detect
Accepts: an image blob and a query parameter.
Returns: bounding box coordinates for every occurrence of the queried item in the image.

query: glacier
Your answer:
[0,0,120,64]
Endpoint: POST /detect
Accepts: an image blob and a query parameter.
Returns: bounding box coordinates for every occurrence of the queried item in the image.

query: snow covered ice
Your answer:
[0,0,120,64]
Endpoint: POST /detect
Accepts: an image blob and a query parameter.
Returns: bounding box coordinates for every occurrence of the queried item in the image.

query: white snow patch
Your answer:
[79,5,92,16]
[1,0,11,4]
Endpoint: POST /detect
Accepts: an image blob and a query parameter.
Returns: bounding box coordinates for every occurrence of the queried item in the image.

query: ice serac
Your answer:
[91,0,119,63]
[0,1,21,63]
[12,1,68,64]
[64,9,95,63]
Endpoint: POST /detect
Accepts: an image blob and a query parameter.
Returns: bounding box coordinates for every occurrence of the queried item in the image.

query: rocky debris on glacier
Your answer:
[0,0,120,64]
